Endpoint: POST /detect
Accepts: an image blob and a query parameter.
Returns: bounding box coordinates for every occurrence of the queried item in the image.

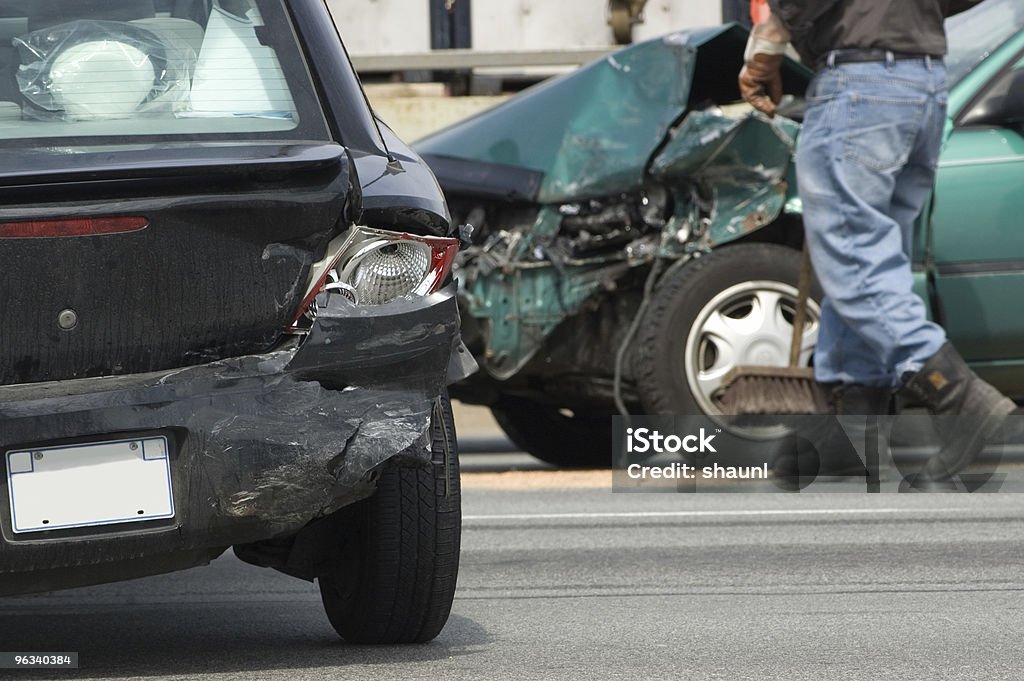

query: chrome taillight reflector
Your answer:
[286,226,460,332]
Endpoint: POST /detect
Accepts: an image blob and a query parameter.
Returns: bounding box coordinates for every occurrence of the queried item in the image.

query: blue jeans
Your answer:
[796,55,948,389]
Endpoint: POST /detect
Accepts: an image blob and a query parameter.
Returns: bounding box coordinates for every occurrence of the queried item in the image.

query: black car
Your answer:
[0,0,473,644]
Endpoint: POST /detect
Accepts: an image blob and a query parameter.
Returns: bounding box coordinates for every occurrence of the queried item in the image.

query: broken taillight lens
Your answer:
[286,226,459,332]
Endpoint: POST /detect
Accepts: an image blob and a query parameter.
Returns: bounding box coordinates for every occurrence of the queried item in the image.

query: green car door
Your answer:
[926,5,1024,396]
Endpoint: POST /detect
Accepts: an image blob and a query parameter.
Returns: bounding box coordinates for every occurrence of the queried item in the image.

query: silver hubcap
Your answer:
[684,280,821,418]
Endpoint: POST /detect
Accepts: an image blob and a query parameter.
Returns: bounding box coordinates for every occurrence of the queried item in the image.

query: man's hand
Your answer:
[739,13,790,117]
[739,53,785,116]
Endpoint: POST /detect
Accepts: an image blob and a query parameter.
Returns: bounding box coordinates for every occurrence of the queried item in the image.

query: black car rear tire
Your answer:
[318,394,460,644]
[490,396,612,468]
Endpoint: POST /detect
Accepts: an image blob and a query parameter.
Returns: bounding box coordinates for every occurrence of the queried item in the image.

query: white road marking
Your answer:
[463,508,973,521]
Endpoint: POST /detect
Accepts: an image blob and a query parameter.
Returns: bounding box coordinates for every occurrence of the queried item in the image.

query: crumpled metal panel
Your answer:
[0,286,462,592]
[651,110,802,247]
[461,110,803,375]
[466,259,631,379]
[538,37,695,203]
[416,27,747,204]
[0,359,429,558]
[458,205,633,378]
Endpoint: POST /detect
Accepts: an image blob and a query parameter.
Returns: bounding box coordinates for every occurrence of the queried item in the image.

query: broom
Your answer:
[715,242,829,415]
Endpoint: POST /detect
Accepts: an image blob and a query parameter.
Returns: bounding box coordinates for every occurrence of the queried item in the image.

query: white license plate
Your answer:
[6,436,175,534]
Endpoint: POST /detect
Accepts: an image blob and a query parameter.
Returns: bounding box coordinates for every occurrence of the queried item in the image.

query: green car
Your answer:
[416,0,1024,467]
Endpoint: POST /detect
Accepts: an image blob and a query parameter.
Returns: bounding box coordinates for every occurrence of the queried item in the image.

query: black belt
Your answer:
[817,49,943,70]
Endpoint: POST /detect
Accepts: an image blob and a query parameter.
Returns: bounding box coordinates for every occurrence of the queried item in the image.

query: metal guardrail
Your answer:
[350,47,616,72]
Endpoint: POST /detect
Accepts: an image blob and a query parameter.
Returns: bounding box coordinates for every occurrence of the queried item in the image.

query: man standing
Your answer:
[738,0,1017,482]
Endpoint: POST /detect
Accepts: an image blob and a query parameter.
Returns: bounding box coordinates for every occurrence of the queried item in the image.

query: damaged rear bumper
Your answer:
[0,284,471,596]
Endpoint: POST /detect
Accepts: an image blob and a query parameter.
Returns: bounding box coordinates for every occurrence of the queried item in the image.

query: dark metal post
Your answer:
[721,0,753,27]
[429,0,473,93]
[430,0,471,49]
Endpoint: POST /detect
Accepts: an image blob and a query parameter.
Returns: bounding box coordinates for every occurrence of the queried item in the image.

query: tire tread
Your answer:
[319,395,461,644]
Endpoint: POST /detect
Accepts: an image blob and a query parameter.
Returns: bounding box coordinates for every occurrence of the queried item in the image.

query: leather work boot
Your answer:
[898,342,1017,483]
[832,382,892,471]
[771,383,891,490]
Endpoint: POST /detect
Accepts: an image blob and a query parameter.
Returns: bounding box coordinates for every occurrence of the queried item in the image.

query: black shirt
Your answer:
[767,0,984,64]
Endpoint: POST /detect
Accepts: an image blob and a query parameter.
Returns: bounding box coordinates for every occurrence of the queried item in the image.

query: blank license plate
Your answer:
[6,436,175,534]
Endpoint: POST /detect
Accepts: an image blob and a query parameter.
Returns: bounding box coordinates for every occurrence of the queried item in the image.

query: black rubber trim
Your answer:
[954,43,1024,129]
[421,153,544,203]
[0,142,345,187]
[935,260,1024,276]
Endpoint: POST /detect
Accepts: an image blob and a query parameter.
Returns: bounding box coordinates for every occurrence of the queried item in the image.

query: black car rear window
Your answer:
[0,0,330,144]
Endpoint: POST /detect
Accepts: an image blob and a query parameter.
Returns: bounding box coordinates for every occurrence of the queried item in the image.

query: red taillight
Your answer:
[286,251,347,328]
[0,216,148,238]
[415,235,459,294]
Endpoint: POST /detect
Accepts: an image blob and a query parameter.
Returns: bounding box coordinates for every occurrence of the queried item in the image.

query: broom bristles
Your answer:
[716,367,829,415]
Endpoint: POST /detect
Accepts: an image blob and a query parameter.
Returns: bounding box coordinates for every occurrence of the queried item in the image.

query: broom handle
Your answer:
[789,241,812,368]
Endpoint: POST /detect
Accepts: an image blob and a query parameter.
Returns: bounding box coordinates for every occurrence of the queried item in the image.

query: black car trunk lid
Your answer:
[0,142,353,385]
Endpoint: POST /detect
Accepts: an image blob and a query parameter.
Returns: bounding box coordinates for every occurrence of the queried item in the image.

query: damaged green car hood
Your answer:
[417,25,750,204]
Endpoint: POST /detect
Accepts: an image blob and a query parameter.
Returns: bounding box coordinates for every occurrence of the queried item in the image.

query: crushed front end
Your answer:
[416,25,811,411]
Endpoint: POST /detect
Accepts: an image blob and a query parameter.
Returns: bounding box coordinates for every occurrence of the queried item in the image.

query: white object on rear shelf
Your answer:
[49,41,155,120]
[186,2,297,120]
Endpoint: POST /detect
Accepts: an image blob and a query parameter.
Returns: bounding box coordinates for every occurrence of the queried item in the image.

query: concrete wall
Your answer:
[632,2,726,42]
[473,1,723,51]
[350,1,726,144]
[365,84,510,143]
[326,0,432,55]
[330,0,723,56]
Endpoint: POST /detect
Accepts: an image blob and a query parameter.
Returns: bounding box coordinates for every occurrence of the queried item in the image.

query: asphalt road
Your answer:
[3,450,1024,680]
